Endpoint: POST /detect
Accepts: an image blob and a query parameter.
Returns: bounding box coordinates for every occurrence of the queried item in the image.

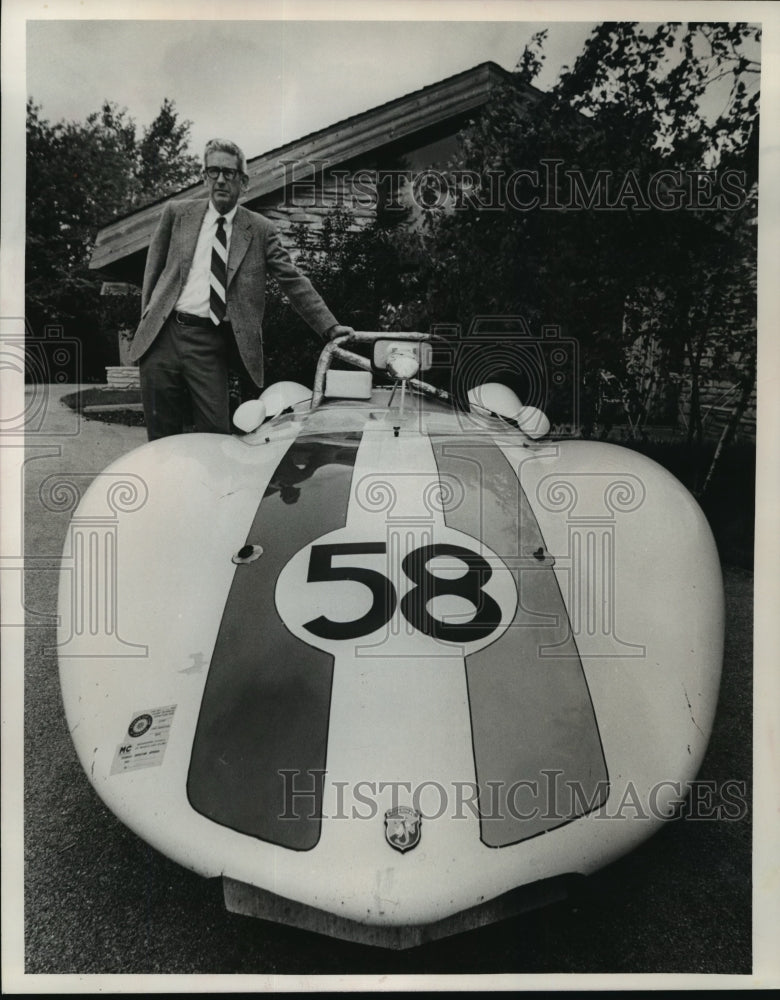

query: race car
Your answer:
[57,329,724,948]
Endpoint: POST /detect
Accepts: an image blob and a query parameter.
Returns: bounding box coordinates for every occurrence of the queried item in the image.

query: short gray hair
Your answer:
[203,138,248,178]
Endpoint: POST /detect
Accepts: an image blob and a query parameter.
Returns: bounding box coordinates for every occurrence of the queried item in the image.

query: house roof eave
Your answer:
[90,61,538,274]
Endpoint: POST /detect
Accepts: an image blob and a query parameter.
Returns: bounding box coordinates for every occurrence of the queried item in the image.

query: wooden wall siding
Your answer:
[256,168,380,267]
[91,62,529,275]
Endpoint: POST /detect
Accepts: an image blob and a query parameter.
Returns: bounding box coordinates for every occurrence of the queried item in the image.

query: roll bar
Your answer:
[310,330,452,409]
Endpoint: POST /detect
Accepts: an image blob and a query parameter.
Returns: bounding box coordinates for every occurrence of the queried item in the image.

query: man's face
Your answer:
[204,150,246,213]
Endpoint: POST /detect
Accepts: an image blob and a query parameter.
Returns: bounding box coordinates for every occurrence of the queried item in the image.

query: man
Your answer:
[129,138,353,440]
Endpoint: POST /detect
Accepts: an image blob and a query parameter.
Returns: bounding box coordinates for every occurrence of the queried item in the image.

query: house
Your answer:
[90,61,540,284]
[88,62,755,446]
[91,60,541,387]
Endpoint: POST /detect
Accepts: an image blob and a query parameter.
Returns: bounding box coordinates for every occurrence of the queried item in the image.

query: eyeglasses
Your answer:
[204,166,241,181]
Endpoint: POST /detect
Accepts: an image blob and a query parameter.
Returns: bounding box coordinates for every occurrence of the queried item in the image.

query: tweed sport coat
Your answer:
[128,199,338,387]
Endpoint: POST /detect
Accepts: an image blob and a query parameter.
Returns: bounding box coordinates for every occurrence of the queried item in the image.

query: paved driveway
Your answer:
[18,385,752,980]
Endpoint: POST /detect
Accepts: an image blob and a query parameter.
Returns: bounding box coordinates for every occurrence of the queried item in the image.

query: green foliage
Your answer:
[513,29,548,84]
[99,285,143,366]
[26,97,200,377]
[385,21,758,451]
[262,208,408,384]
[555,23,760,166]
[554,21,759,451]
[137,98,201,201]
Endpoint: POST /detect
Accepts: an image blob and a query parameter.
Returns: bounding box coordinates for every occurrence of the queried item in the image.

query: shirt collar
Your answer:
[206,201,239,226]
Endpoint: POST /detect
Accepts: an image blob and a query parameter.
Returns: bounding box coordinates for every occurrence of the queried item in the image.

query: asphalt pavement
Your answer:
[19,385,753,981]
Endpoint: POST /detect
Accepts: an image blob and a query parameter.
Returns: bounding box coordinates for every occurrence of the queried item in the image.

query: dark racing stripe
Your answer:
[187,432,362,850]
[430,438,608,847]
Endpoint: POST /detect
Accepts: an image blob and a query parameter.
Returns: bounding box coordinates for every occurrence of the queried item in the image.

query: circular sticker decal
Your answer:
[128,713,153,738]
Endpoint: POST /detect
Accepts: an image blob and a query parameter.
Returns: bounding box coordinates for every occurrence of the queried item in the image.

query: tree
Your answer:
[553,22,759,456]
[388,21,759,461]
[137,98,201,203]
[555,23,760,167]
[262,207,406,385]
[25,98,201,378]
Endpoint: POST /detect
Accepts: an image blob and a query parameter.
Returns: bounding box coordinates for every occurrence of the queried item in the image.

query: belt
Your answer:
[174,311,231,329]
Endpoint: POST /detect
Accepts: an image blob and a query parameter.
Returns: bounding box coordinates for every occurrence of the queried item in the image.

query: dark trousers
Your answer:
[139,315,232,441]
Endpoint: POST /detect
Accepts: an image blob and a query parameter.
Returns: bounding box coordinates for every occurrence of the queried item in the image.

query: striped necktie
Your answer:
[209,216,228,325]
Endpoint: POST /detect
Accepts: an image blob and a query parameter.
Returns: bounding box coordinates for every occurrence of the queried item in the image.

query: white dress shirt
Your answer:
[175,202,238,317]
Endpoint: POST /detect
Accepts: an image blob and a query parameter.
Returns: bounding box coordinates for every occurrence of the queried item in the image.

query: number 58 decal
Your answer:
[303,542,502,643]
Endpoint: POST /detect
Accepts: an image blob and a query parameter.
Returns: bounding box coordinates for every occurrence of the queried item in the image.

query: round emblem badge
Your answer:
[128,713,153,738]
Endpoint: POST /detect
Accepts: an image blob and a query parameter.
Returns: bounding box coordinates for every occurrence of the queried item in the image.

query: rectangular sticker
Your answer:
[110,705,176,775]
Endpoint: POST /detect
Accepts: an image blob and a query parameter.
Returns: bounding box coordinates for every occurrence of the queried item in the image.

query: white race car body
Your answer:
[58,359,723,947]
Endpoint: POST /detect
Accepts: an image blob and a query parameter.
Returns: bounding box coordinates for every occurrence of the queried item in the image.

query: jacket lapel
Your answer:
[226,206,253,288]
[179,200,209,285]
